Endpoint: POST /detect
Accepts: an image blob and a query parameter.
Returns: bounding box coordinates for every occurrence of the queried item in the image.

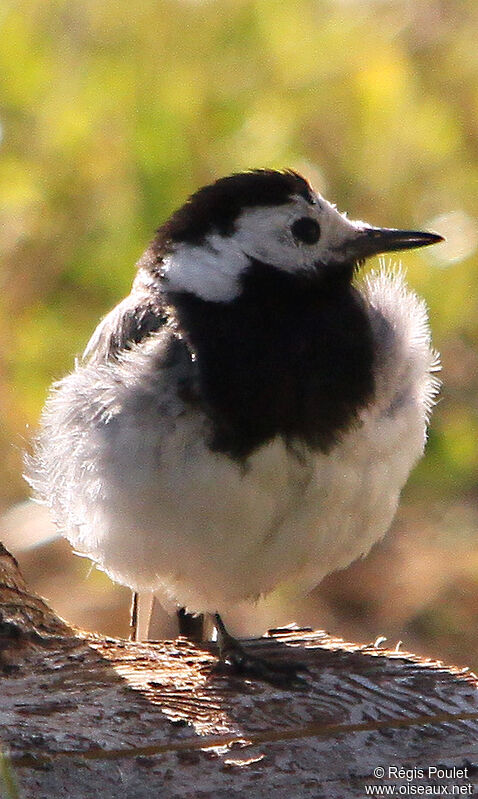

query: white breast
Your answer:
[78,381,428,616]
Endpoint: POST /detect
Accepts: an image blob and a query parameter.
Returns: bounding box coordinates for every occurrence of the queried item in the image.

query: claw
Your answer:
[213,613,308,688]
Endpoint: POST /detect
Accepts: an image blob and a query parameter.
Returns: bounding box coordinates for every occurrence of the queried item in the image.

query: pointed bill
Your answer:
[347,226,444,260]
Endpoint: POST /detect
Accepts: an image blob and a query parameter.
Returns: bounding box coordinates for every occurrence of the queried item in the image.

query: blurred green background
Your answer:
[1,0,478,667]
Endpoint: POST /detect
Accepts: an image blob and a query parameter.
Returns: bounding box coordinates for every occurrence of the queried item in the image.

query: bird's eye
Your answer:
[291,217,321,244]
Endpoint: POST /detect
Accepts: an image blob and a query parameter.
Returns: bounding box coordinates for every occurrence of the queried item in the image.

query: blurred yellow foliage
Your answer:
[1,0,477,519]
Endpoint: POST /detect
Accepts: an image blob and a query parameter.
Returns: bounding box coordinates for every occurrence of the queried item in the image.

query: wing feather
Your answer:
[83,271,167,363]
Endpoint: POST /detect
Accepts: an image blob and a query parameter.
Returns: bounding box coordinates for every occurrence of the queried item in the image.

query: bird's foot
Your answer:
[177,607,205,642]
[213,613,308,688]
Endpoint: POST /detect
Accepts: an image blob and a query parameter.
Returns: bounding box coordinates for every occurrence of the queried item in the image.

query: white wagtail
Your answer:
[27,169,442,683]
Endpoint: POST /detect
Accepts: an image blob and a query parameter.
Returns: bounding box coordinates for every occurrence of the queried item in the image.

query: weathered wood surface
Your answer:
[1,543,478,798]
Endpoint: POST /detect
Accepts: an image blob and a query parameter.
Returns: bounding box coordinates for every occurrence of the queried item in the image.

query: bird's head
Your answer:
[143,169,442,302]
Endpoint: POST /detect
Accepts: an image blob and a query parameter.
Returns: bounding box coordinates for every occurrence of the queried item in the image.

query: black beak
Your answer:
[349,226,444,260]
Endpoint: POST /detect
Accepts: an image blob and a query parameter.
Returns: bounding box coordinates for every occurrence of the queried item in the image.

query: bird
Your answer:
[27,168,442,684]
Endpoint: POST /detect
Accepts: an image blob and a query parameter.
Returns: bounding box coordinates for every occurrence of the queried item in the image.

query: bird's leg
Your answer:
[213,612,307,687]
[129,590,138,641]
[177,607,205,642]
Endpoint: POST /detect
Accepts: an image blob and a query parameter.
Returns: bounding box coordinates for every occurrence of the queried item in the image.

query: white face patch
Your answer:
[161,192,363,302]
[161,237,249,302]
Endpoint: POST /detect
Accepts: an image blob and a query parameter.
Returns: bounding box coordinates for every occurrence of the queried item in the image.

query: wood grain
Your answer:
[1,543,478,798]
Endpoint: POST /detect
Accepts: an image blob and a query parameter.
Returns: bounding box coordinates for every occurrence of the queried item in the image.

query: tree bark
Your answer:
[1,543,478,798]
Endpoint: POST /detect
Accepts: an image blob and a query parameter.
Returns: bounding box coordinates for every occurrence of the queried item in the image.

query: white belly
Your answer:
[68,386,425,616]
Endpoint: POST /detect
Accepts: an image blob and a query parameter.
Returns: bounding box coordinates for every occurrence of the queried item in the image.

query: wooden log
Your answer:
[1,542,478,798]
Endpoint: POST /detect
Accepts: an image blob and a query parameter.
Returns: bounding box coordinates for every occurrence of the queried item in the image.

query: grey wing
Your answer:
[83,275,168,364]
[27,331,199,541]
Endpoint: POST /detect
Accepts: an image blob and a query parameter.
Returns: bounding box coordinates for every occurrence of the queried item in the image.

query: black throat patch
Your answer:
[168,261,375,461]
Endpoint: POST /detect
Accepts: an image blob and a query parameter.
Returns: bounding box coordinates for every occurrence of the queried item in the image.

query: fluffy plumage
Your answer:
[27,169,440,633]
